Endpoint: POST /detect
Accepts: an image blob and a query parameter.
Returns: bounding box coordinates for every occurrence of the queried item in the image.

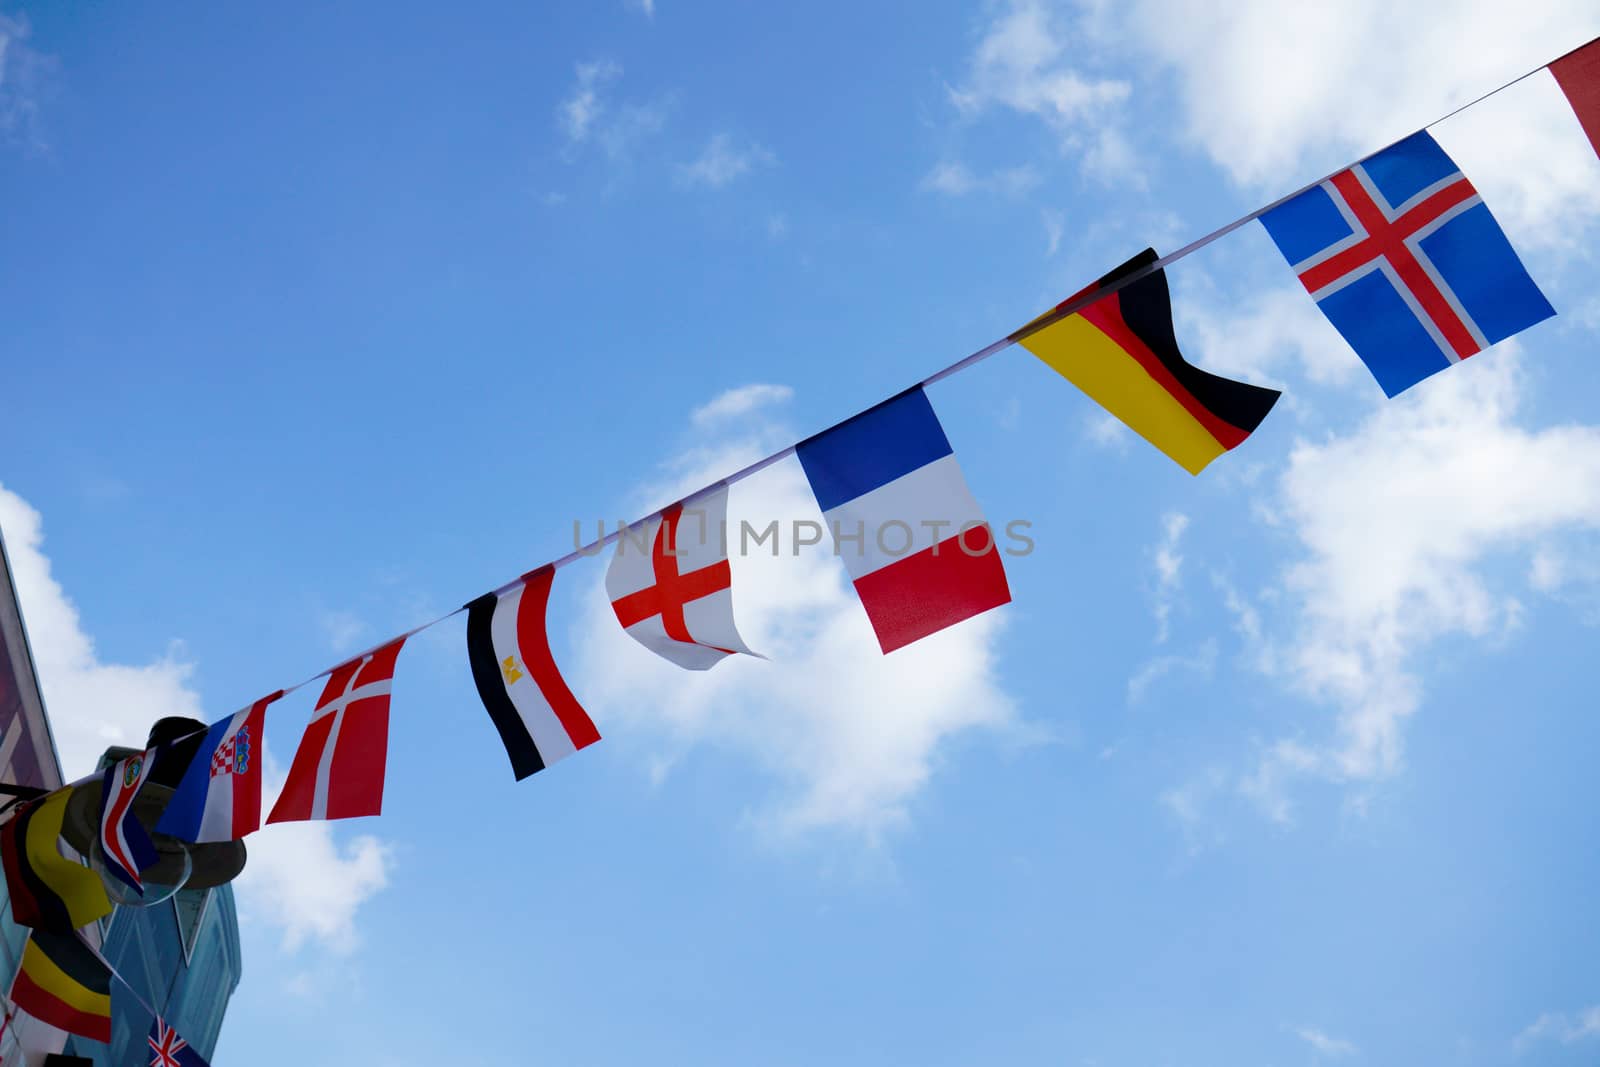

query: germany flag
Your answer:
[1017,248,1281,475]
[8,928,113,1043]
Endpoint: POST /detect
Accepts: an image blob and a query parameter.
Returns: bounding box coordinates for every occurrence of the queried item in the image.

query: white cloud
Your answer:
[1211,571,1262,644]
[572,392,1018,839]
[318,610,372,655]
[0,13,48,149]
[557,60,668,163]
[234,753,394,954]
[626,0,656,17]
[1107,0,1600,252]
[1085,411,1131,450]
[690,383,794,427]
[1151,511,1188,642]
[1115,0,1600,192]
[1527,539,1600,623]
[0,483,392,952]
[1432,71,1600,257]
[1293,1025,1358,1058]
[920,160,1042,196]
[598,100,670,160]
[678,133,775,189]
[1245,351,1600,816]
[1176,280,1363,393]
[0,484,204,780]
[1128,640,1216,705]
[1160,765,1226,855]
[947,0,1139,173]
[1516,1005,1600,1051]
[1042,208,1065,256]
[558,59,621,145]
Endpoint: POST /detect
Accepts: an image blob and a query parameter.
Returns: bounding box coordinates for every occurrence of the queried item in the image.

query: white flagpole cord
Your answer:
[80,35,1598,768]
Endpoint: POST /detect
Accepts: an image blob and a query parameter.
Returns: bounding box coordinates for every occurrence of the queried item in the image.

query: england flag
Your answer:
[605,485,758,670]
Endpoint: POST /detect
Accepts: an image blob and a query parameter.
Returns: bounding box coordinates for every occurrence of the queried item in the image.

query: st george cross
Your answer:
[1260,130,1554,397]
[149,1017,208,1067]
[605,484,759,670]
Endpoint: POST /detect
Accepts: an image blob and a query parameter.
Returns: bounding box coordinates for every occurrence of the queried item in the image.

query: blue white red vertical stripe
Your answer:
[1259,130,1554,397]
[795,387,1011,653]
[149,1016,209,1067]
[98,750,157,894]
[154,692,280,843]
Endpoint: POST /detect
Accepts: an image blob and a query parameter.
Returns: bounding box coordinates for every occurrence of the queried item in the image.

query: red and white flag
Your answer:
[267,637,406,823]
[605,485,758,670]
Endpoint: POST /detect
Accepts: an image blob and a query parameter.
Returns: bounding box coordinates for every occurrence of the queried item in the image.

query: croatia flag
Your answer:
[98,750,157,894]
[466,566,602,781]
[155,693,280,843]
[796,386,1011,653]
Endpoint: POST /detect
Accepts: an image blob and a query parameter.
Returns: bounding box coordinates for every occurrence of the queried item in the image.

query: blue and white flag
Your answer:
[154,692,280,843]
[795,387,1011,653]
[1259,130,1554,397]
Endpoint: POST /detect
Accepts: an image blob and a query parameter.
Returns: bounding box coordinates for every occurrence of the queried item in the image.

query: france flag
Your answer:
[796,387,1011,653]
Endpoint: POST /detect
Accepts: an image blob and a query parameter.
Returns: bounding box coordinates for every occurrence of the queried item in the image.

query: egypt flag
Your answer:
[795,387,1011,654]
[606,485,757,670]
[1552,37,1600,157]
[465,566,601,781]
[155,693,279,843]
[1017,249,1281,474]
[98,751,158,895]
[268,638,406,824]
[8,929,113,1043]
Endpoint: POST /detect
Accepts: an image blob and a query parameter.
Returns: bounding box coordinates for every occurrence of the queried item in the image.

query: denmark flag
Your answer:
[268,638,406,823]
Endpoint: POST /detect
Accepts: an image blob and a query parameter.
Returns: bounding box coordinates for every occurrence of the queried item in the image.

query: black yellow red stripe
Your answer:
[1019,249,1281,475]
[10,929,113,1043]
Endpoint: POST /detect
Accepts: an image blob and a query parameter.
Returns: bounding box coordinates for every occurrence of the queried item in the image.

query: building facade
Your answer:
[62,885,241,1066]
[0,526,243,1066]
[0,521,72,1067]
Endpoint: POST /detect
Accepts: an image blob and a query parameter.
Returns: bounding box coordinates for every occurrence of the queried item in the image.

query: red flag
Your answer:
[1552,37,1600,158]
[267,638,406,823]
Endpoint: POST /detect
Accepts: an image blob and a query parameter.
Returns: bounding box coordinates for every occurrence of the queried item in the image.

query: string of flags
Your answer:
[2,920,213,1065]
[0,33,1596,1054]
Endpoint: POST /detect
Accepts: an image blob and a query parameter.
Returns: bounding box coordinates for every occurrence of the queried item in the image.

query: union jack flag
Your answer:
[149,1016,208,1067]
[1259,130,1554,397]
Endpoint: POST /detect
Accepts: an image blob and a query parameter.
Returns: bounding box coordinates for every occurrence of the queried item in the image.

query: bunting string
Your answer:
[42,32,1600,794]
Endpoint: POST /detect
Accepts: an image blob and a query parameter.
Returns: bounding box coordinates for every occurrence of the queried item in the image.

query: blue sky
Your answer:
[3,2,1600,1064]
